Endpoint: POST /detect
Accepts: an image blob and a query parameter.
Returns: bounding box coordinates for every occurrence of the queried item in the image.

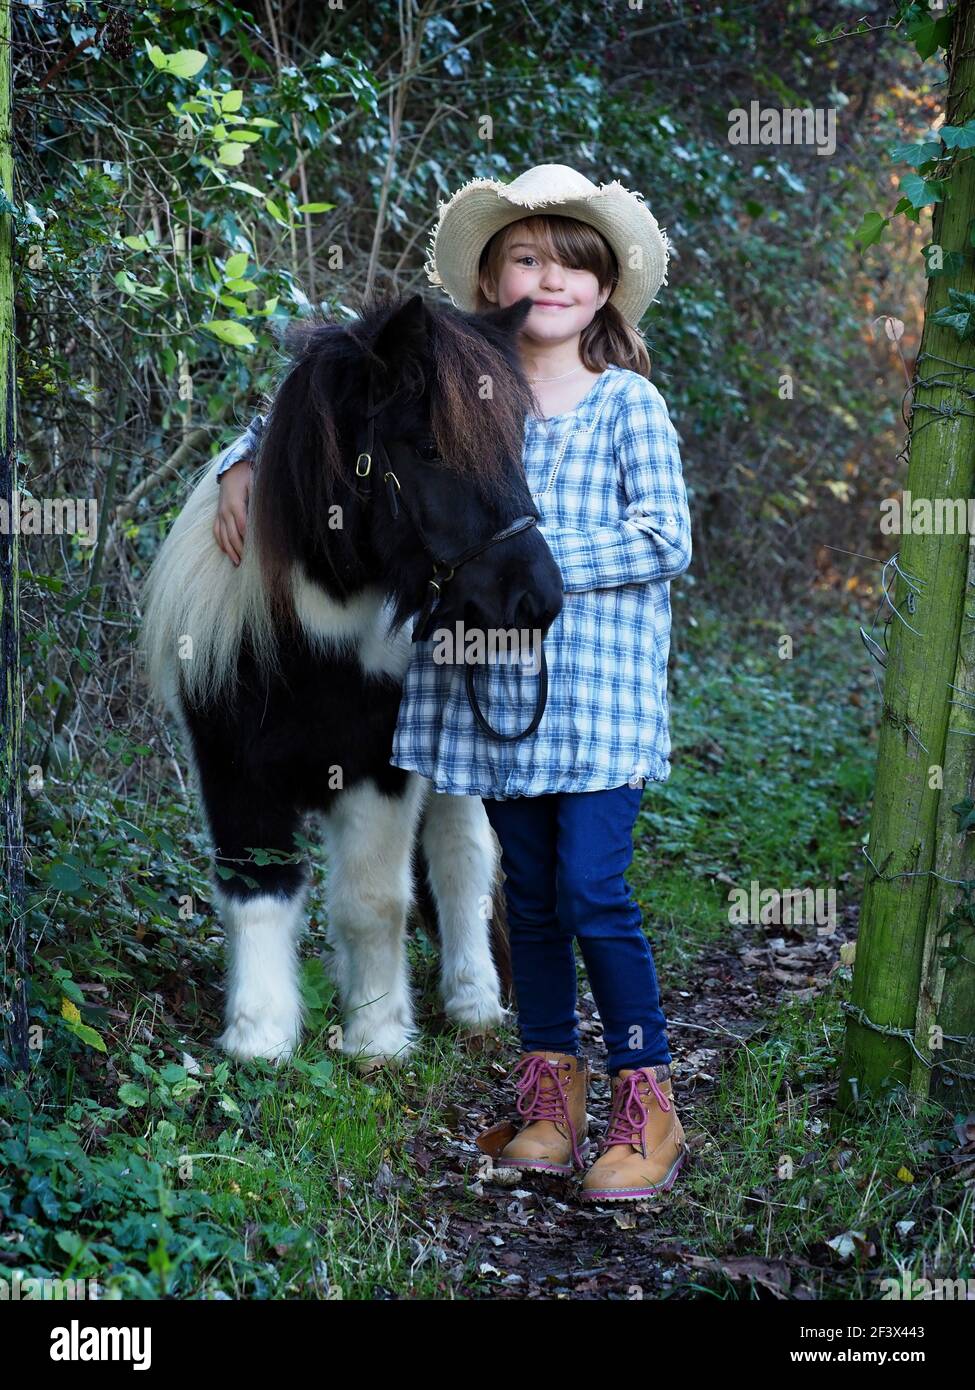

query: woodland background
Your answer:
[2,0,969,1303]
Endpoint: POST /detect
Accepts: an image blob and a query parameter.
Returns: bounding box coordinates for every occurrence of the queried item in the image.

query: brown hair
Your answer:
[473,214,653,379]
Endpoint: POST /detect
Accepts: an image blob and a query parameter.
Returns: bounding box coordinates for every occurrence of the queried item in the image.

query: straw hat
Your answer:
[423,163,673,328]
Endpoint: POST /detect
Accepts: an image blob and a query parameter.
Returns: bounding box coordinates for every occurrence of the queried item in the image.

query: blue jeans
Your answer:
[481,784,671,1075]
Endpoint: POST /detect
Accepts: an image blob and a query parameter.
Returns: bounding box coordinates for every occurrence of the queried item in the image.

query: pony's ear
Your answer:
[481,295,534,337]
[372,293,430,372]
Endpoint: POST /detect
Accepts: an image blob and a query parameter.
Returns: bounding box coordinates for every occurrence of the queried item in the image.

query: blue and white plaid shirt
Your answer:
[214,365,692,800]
[391,365,692,798]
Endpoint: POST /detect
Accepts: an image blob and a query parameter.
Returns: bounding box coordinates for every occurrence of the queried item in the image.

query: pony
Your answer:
[140,292,563,1069]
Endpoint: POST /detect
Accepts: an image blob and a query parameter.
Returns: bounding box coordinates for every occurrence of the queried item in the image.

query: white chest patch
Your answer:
[292,571,412,681]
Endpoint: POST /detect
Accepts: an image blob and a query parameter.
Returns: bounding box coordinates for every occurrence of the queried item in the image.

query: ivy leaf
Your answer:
[899,172,947,208]
[940,121,975,150]
[922,246,967,277]
[908,11,953,60]
[855,211,889,249]
[932,289,975,342]
[888,139,943,165]
[951,795,975,832]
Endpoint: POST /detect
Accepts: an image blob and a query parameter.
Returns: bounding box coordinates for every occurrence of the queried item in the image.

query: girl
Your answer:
[212,164,692,1203]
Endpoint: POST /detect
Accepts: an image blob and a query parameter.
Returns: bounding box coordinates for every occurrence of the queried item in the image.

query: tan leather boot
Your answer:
[477,1050,591,1175]
[581,1066,687,1202]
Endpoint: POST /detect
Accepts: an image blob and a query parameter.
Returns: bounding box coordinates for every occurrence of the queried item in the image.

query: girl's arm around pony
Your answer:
[212,415,265,566]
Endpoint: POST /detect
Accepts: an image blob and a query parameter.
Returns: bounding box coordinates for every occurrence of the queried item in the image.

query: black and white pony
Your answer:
[141,293,563,1069]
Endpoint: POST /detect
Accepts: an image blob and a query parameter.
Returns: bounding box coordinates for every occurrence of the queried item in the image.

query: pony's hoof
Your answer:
[218,1015,299,1065]
[443,984,509,1037]
[342,1025,417,1076]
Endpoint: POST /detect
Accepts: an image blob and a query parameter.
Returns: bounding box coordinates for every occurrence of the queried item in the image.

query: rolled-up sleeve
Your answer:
[537,379,692,592]
[214,414,266,481]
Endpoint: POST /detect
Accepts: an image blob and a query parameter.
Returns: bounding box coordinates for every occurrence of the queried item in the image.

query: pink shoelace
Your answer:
[509,1054,586,1169]
[601,1069,671,1157]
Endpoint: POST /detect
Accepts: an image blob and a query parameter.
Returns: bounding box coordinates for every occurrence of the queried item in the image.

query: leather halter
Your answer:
[354,372,549,744]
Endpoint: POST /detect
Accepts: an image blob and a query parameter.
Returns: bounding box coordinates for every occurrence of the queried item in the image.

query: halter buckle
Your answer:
[355,452,372,477]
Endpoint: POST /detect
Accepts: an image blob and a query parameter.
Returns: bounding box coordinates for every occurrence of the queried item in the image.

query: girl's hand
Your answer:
[213,458,253,566]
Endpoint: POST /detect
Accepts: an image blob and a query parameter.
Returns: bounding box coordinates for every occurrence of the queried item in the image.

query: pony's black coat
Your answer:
[178,293,563,903]
[184,634,408,900]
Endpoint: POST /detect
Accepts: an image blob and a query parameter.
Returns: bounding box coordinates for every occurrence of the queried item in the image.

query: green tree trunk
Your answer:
[838,0,975,1110]
[0,0,27,1073]
[911,530,975,1106]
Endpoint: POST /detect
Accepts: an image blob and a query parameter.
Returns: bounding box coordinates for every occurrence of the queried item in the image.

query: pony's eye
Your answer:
[415,439,441,461]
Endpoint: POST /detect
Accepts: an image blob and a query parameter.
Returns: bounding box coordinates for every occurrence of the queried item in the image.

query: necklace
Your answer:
[527,364,587,383]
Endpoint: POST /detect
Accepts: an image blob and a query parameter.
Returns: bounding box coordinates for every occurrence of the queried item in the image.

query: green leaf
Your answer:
[899,173,946,209]
[217,143,246,166]
[923,246,966,278]
[887,139,942,165]
[855,211,889,249]
[164,49,208,79]
[932,288,975,341]
[224,252,249,279]
[908,12,953,60]
[55,1231,90,1258]
[118,1083,150,1107]
[220,90,243,112]
[117,817,151,844]
[48,863,83,892]
[297,202,336,214]
[940,121,975,150]
[64,1019,107,1053]
[264,197,289,227]
[202,319,257,347]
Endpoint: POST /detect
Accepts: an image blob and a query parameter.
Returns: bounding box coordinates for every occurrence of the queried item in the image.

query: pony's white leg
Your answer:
[216,886,307,1064]
[321,777,426,1069]
[419,791,508,1034]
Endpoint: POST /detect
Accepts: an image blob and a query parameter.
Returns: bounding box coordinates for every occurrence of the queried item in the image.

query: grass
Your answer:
[2,592,969,1299]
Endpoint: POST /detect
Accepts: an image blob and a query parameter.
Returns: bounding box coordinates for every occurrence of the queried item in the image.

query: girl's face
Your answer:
[486,236,611,346]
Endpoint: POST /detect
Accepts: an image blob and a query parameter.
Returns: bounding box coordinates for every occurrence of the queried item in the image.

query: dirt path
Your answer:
[399,900,857,1300]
